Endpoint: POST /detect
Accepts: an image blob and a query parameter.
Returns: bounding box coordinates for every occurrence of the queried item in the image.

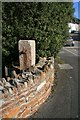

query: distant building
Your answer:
[68,23,79,33]
[68,17,80,33]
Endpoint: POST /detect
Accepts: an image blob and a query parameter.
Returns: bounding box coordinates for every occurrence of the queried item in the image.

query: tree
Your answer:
[2,2,74,66]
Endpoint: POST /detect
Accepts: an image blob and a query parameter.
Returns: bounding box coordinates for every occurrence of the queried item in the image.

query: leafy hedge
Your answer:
[2,2,74,65]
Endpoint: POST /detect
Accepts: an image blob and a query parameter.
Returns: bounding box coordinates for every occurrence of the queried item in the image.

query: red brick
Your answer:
[12,86,17,94]
[31,100,38,108]
[21,83,25,90]
[47,77,51,82]
[31,107,37,115]
[24,89,35,98]
[18,97,26,105]
[0,110,2,117]
[17,113,22,118]
[6,94,17,101]
[26,97,38,108]
[45,82,50,90]
[31,104,40,115]
[46,87,51,94]
[17,110,24,118]
[40,85,46,93]
[40,72,46,80]
[38,93,49,106]
[22,114,31,119]
[14,93,26,101]
[0,92,4,99]
[17,106,31,118]
[28,93,35,101]
[3,106,20,118]
[34,78,41,83]
[17,89,27,96]
[35,90,46,101]
[20,103,28,111]
[22,108,31,118]
[17,84,22,92]
[38,87,51,105]
[1,101,14,109]
[2,102,17,114]
[38,97,45,105]
[3,89,8,94]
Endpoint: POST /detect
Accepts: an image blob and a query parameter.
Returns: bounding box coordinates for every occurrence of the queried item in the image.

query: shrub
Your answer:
[2,2,74,65]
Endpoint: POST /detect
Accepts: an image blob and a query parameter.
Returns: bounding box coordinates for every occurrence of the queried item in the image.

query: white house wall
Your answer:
[68,23,79,33]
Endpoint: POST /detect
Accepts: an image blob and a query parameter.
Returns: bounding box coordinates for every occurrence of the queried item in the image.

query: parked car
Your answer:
[64,37,74,46]
[74,31,80,34]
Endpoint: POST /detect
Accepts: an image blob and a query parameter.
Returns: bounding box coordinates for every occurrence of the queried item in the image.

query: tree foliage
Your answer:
[2,2,74,65]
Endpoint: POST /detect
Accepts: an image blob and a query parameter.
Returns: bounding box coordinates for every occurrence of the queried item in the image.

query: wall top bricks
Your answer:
[0,57,54,100]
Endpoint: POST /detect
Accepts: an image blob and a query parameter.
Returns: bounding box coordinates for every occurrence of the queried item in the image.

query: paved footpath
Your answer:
[29,44,79,118]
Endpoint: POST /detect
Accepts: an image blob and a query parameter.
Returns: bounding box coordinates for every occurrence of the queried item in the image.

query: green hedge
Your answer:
[2,2,74,65]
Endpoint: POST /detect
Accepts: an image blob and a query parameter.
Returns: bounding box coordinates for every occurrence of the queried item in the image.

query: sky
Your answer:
[73,0,80,19]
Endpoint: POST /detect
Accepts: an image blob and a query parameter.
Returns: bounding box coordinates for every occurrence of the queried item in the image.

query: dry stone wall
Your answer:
[0,57,54,119]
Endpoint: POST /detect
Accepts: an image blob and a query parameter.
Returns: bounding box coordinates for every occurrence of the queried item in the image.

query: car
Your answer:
[74,31,80,34]
[64,37,74,46]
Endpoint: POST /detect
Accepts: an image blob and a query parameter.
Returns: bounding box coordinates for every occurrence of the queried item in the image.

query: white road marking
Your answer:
[63,48,78,56]
[63,47,79,49]
[58,64,73,69]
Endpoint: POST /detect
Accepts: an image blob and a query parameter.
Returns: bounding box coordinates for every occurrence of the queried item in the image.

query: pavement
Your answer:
[30,41,79,118]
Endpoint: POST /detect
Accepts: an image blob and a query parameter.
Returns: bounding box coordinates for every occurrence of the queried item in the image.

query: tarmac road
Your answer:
[30,41,79,118]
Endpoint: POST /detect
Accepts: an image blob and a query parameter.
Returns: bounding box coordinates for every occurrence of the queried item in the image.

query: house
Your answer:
[68,23,79,33]
[68,17,80,33]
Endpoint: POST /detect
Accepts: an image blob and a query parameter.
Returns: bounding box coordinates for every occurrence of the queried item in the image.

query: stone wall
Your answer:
[0,58,54,119]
